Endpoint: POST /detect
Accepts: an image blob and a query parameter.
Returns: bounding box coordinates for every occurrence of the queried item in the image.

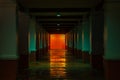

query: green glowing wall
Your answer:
[29,19,36,52]
[82,20,91,52]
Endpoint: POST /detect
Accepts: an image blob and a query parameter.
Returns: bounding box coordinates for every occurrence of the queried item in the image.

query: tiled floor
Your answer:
[18,50,105,80]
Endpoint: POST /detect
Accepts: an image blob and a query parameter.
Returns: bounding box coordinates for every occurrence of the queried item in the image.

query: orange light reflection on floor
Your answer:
[50,50,66,78]
[50,34,65,49]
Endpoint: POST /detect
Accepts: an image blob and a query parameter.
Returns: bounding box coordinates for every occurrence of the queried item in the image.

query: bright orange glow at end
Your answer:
[50,34,65,49]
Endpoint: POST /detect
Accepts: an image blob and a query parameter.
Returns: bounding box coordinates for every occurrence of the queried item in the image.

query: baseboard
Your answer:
[0,60,17,80]
[104,59,120,80]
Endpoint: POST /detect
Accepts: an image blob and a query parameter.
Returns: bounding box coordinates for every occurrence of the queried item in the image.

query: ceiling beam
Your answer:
[38,21,78,24]
[35,15,82,19]
[29,8,91,12]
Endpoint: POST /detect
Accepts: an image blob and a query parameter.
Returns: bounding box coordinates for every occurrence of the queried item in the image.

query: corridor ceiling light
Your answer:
[57,23,60,26]
[56,28,60,30]
[56,12,61,17]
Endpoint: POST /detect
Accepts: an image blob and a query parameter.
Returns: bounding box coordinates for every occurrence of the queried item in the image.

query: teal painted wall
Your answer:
[0,4,18,59]
[82,20,91,52]
[104,2,120,59]
[29,19,36,52]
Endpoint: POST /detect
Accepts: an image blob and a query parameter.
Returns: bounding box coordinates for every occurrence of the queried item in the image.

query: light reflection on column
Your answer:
[50,50,67,78]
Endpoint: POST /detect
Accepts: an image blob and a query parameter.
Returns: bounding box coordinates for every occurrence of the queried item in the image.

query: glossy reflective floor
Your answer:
[18,50,105,80]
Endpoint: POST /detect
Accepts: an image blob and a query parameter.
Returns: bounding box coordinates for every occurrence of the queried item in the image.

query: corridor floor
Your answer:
[18,50,105,80]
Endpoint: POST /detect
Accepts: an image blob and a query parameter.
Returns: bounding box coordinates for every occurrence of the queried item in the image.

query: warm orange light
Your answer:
[50,34,65,49]
[50,50,66,78]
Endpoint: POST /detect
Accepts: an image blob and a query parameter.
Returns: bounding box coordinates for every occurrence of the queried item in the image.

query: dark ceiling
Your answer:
[17,0,102,34]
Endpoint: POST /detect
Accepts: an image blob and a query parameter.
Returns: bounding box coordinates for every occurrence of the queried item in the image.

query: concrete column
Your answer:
[91,6,104,70]
[104,0,120,80]
[45,32,48,52]
[67,31,74,53]
[35,27,44,61]
[43,31,47,56]
[71,31,74,54]
[66,33,69,49]
[36,24,40,61]
[73,29,77,56]
[40,30,43,49]
[39,30,44,59]
[74,29,77,49]
[48,33,50,49]
[18,10,29,75]
[29,18,36,62]
[29,18,36,52]
[43,32,47,53]
[82,16,91,63]
[0,0,17,80]
[65,33,67,49]
[76,27,80,58]
[77,24,83,59]
[67,32,70,48]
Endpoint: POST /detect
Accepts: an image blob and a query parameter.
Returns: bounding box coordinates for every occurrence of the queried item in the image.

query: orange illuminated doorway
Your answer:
[50,34,65,49]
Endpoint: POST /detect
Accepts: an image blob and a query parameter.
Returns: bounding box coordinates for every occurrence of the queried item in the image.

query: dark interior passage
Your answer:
[1,0,120,80]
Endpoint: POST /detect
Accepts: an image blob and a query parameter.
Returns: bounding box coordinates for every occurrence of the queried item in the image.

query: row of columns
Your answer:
[0,0,49,80]
[18,10,49,74]
[66,1,120,80]
[0,0,120,80]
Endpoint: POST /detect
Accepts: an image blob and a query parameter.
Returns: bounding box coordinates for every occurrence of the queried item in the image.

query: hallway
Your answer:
[0,0,120,80]
[18,50,104,80]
